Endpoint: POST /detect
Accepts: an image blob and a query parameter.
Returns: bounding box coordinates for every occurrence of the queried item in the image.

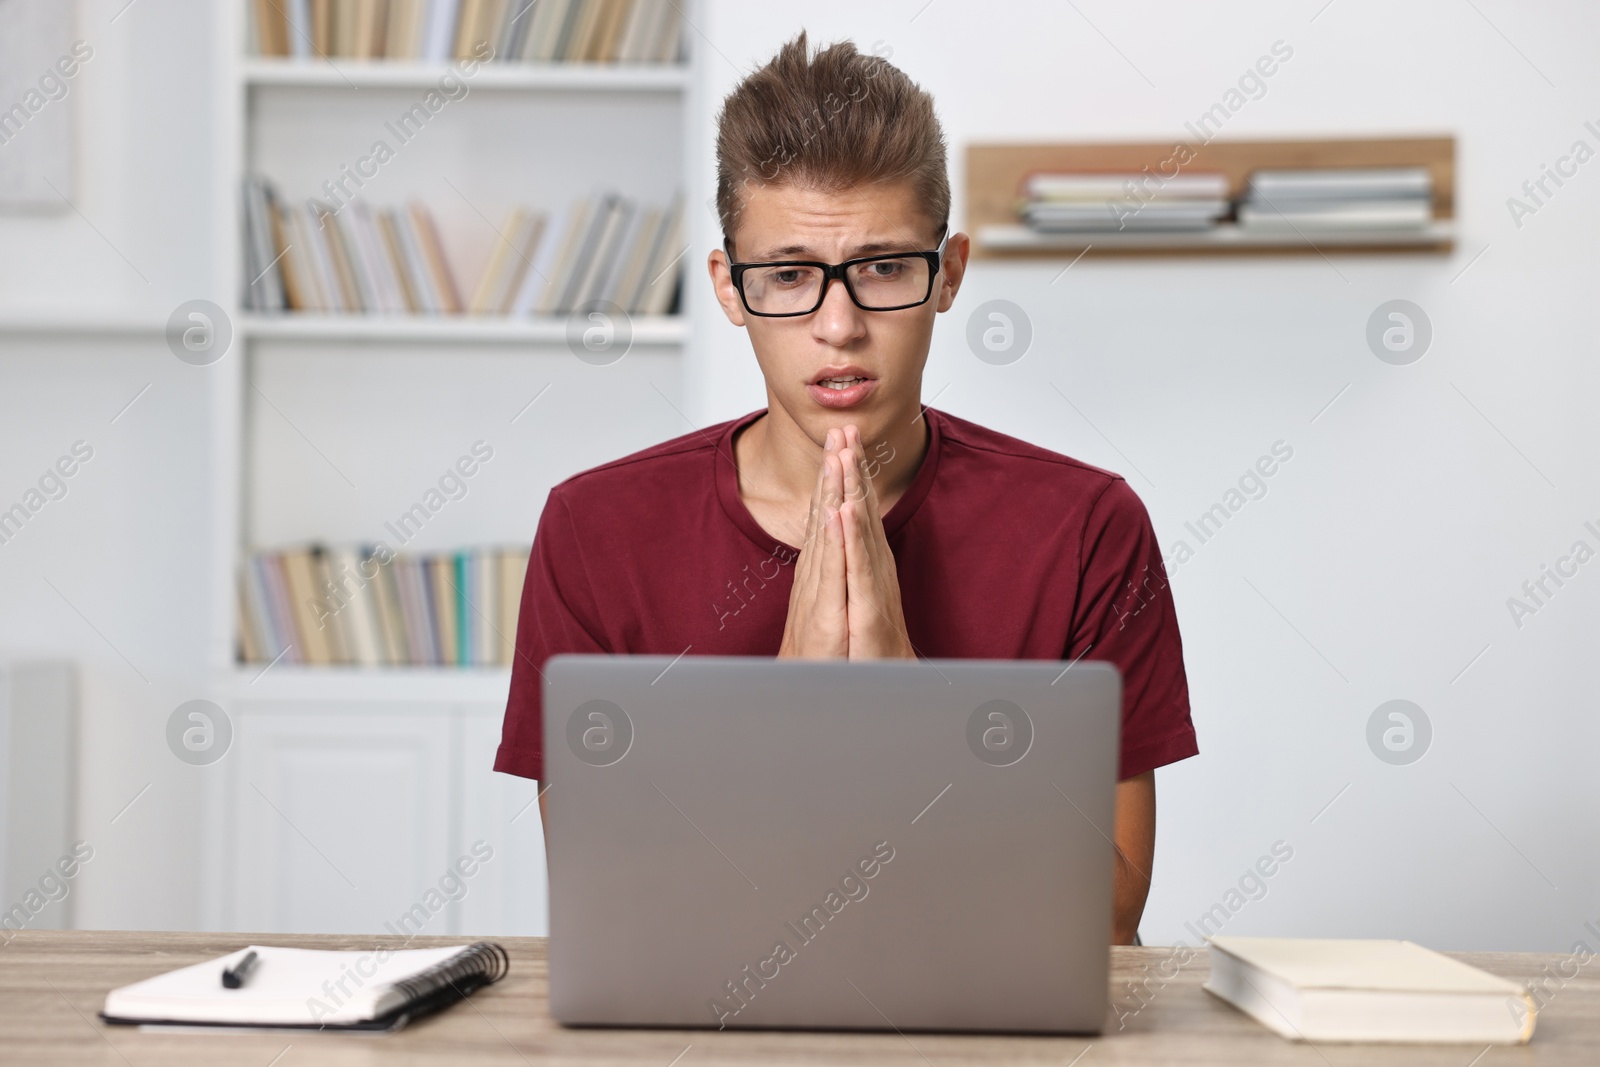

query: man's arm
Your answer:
[1112,770,1155,944]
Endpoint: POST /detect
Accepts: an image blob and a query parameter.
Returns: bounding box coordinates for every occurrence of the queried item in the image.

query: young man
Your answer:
[495,32,1197,943]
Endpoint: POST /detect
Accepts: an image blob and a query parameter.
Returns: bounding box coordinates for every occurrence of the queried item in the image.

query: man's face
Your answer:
[710,179,968,447]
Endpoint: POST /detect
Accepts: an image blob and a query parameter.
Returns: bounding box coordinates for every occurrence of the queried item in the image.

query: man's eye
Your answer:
[772,270,806,286]
[868,261,904,278]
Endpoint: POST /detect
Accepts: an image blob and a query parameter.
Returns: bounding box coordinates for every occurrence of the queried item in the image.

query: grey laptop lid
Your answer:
[543,655,1121,1034]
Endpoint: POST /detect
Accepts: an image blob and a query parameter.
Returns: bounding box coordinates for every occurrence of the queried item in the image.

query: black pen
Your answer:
[222,950,259,989]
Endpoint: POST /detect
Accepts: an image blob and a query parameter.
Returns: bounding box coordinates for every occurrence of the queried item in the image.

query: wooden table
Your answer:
[1,931,1594,1064]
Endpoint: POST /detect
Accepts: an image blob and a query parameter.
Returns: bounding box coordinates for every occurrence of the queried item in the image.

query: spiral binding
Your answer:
[388,941,510,1016]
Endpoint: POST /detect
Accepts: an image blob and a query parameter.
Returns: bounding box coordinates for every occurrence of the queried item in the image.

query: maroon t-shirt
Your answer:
[495,407,1197,782]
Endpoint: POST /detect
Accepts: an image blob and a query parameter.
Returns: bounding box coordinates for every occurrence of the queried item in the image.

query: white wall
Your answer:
[0,0,1594,952]
[686,1,1600,952]
[0,0,225,931]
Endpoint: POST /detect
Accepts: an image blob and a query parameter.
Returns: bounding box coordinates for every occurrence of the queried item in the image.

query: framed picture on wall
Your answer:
[0,0,79,211]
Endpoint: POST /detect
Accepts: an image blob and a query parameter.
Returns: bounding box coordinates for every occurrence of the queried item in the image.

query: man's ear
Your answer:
[933,231,972,314]
[707,248,748,327]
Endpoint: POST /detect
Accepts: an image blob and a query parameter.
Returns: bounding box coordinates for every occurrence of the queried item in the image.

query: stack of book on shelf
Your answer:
[1236,167,1434,232]
[242,178,684,317]
[249,0,684,64]
[241,184,458,313]
[1018,171,1231,233]
[468,192,685,316]
[237,545,530,668]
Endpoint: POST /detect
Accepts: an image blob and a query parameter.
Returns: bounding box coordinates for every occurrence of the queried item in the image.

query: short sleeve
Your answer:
[1070,478,1198,780]
[494,488,609,781]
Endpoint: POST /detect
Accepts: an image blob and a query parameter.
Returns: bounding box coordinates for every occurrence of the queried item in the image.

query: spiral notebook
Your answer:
[101,942,509,1033]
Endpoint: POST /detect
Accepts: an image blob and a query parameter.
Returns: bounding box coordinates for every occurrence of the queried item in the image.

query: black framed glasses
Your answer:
[726,227,950,317]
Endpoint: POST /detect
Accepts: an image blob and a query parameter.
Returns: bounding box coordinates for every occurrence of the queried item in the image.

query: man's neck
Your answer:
[735,396,931,529]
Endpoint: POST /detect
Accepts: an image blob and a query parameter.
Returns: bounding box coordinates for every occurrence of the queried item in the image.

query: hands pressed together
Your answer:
[776,425,915,661]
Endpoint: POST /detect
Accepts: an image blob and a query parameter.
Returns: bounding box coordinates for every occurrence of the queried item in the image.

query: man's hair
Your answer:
[715,31,950,253]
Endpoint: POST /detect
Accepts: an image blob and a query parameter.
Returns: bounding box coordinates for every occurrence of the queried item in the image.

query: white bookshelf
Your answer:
[241,57,692,92]
[0,310,693,341]
[222,665,512,704]
[216,2,701,695]
[0,314,168,335]
[194,1,706,935]
[240,312,688,344]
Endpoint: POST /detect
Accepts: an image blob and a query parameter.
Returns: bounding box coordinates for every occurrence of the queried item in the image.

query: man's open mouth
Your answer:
[807,367,877,408]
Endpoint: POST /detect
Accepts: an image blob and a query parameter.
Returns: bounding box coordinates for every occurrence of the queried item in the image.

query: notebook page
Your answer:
[104,944,469,1025]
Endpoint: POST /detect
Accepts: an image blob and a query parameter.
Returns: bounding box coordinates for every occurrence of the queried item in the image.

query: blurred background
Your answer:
[0,0,1594,952]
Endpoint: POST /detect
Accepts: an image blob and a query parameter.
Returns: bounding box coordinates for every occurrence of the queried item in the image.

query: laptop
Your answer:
[542,654,1121,1033]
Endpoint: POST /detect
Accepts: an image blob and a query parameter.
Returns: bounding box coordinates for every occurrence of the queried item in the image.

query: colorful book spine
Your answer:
[238,546,532,668]
[455,550,471,666]
[243,179,685,319]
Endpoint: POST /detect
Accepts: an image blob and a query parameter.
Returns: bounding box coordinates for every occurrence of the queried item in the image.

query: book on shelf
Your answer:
[1007,165,1437,238]
[467,207,544,313]
[1021,200,1229,233]
[238,544,530,668]
[1017,171,1230,234]
[249,0,683,64]
[241,176,684,318]
[1238,166,1434,232]
[1243,167,1433,202]
[1023,171,1231,202]
[1236,200,1434,231]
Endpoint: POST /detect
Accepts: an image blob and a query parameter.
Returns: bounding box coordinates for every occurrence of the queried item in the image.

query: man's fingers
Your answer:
[824,447,845,510]
[796,425,838,543]
[859,450,885,526]
[818,502,847,615]
[842,425,885,523]
[840,466,877,560]
[822,502,845,567]
[779,431,857,661]
[823,451,848,559]
[840,427,861,497]
[836,429,889,582]
[844,425,867,475]
[804,466,827,546]
[819,435,844,518]
[840,497,872,593]
[796,430,847,610]
[840,443,862,504]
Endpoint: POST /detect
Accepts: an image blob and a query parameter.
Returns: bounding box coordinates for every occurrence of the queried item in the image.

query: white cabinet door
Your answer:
[227,707,453,934]
[456,708,548,936]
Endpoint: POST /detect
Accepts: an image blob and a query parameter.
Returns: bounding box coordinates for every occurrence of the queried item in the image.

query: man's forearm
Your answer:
[1112,771,1156,944]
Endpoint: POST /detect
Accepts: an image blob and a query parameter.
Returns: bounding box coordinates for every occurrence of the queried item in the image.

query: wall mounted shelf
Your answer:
[967,135,1456,258]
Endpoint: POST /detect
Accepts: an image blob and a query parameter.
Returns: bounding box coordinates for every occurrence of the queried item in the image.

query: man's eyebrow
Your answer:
[745,239,923,261]
[743,243,812,260]
[851,240,924,256]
